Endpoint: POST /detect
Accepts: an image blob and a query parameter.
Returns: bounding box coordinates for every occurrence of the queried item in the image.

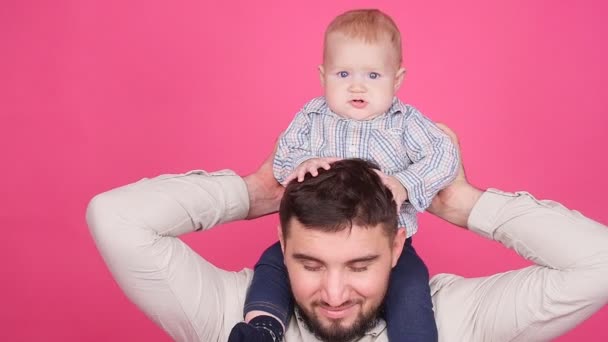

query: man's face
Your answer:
[280,218,405,341]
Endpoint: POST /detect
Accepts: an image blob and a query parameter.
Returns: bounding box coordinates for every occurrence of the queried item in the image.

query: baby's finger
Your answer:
[323,157,342,164]
[396,197,405,207]
[374,172,392,187]
[320,161,332,170]
[297,168,308,182]
[284,172,297,185]
[372,169,387,179]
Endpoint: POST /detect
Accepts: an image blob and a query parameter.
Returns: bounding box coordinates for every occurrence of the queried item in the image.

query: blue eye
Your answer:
[369,72,380,79]
[338,71,349,78]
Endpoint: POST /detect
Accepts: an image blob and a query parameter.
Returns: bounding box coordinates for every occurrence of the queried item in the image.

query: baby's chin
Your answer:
[330,103,389,121]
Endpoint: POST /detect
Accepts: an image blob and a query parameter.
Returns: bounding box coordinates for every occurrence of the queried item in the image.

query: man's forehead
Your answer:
[284,218,391,258]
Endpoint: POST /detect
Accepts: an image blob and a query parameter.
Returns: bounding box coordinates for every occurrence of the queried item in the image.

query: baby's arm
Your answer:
[394,107,459,212]
[374,170,409,211]
[273,110,338,185]
[273,110,318,184]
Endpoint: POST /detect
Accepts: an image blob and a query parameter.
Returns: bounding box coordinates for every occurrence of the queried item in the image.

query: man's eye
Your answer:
[350,266,368,273]
[304,265,322,272]
[369,72,380,79]
[338,71,349,78]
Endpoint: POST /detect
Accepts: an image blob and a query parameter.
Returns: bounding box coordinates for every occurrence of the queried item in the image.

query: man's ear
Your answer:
[278,225,286,254]
[391,229,407,268]
[394,67,406,92]
[318,65,326,87]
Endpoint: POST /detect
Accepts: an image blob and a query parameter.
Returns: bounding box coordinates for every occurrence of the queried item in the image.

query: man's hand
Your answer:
[243,145,285,220]
[427,123,483,228]
[375,171,408,212]
[284,157,341,184]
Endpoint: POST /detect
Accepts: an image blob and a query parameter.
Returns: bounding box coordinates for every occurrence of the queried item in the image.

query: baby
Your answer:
[230,9,458,342]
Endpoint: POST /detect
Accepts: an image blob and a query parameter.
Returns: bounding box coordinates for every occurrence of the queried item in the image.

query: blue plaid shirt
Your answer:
[273,96,459,236]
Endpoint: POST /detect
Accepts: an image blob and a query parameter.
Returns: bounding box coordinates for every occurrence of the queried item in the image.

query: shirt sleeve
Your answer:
[430,189,608,341]
[392,107,459,211]
[273,109,317,184]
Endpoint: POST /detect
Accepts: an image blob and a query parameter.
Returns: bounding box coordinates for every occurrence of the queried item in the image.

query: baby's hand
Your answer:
[284,157,341,184]
[374,170,408,211]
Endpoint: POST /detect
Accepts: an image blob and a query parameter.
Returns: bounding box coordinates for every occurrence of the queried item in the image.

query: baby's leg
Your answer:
[385,237,438,342]
[229,241,292,342]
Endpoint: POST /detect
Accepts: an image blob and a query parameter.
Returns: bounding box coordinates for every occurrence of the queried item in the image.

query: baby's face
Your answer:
[320,33,404,121]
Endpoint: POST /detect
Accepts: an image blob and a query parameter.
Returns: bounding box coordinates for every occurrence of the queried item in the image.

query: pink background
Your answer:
[1,0,607,340]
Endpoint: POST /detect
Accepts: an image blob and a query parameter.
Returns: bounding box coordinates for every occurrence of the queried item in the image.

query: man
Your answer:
[86,125,608,341]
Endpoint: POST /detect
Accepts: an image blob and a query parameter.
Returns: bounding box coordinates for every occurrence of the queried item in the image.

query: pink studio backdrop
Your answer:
[1,0,607,341]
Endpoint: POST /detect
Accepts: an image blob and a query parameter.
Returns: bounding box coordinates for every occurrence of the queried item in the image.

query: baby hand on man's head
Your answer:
[283,157,341,185]
[374,170,408,212]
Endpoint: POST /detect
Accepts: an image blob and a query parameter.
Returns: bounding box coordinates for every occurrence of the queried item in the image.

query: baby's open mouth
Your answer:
[350,99,367,108]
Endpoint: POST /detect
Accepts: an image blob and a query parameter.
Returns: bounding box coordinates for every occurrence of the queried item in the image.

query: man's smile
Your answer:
[316,301,359,320]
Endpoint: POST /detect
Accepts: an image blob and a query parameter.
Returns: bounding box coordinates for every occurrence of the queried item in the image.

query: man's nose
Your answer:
[321,270,349,306]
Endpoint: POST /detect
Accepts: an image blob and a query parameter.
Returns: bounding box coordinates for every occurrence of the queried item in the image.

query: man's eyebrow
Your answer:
[291,253,380,264]
[291,253,323,263]
[347,255,380,264]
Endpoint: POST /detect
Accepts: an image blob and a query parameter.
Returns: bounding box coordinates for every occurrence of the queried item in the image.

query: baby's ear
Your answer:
[394,67,406,91]
[318,65,326,87]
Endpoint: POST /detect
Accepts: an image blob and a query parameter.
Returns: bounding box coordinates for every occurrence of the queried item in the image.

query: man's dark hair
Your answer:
[279,158,398,239]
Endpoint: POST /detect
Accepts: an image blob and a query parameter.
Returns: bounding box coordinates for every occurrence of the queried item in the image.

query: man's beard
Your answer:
[295,301,382,342]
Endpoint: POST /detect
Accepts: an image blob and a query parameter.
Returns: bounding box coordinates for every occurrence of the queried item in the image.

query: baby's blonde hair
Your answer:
[323,9,403,66]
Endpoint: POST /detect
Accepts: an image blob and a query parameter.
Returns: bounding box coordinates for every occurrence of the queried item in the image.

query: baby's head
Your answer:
[320,9,406,120]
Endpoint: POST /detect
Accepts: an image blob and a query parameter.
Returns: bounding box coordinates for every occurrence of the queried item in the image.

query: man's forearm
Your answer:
[427,182,483,228]
[244,149,285,219]
[470,190,608,340]
[432,190,608,341]
[86,170,252,341]
[423,123,482,228]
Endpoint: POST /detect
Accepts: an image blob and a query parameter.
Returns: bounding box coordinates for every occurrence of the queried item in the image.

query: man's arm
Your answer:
[426,123,482,226]
[244,145,285,219]
[87,169,257,341]
[429,124,608,341]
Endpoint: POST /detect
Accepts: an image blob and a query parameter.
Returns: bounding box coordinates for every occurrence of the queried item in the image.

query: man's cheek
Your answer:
[352,269,390,298]
[288,269,320,300]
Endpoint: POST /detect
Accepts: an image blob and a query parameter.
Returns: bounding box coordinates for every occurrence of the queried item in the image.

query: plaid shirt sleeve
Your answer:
[393,107,460,211]
[273,109,318,184]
